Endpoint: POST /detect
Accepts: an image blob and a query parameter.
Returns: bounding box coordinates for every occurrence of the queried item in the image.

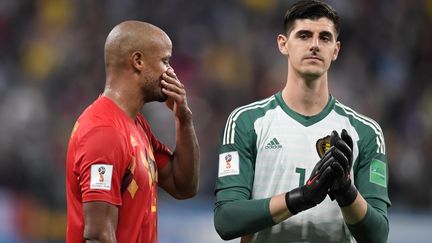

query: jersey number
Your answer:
[295,167,306,186]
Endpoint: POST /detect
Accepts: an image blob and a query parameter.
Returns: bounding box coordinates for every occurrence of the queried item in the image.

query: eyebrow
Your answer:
[162,55,171,60]
[319,31,334,38]
[295,30,334,39]
[295,30,313,36]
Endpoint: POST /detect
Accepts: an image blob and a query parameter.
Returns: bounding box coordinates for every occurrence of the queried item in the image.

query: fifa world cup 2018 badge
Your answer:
[225,154,232,169]
[98,166,106,182]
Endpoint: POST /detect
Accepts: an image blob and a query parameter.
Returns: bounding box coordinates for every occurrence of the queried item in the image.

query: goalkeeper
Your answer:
[213,1,390,242]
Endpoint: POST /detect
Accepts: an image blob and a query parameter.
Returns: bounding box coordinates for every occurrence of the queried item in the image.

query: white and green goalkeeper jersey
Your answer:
[215,92,390,243]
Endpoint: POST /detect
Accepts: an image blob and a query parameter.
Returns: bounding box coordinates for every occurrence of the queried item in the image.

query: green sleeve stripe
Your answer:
[335,101,383,136]
[222,96,275,145]
[335,101,384,144]
[222,96,272,144]
[335,102,385,154]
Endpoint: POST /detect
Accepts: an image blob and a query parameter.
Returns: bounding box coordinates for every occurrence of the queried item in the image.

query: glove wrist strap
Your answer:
[285,187,316,215]
[335,184,358,207]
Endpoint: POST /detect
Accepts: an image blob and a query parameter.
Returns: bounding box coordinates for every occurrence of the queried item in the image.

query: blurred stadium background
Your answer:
[0,0,431,242]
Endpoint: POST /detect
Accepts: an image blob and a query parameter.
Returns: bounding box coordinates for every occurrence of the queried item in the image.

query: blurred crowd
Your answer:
[0,0,431,241]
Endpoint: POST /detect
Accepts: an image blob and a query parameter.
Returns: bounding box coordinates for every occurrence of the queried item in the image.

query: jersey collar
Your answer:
[99,95,136,125]
[275,91,335,127]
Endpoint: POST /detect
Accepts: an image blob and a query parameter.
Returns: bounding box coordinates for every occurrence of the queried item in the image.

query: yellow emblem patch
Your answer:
[316,135,331,158]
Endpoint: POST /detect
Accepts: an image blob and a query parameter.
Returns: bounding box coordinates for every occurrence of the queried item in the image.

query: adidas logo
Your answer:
[265,138,282,149]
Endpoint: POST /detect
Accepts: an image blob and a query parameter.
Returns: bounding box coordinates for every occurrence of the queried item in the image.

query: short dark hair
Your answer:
[283,0,340,36]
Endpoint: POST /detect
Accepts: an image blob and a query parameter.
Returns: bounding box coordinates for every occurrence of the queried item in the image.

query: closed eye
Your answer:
[296,30,312,40]
[299,34,309,40]
[320,36,330,42]
[319,31,333,42]
[162,58,170,65]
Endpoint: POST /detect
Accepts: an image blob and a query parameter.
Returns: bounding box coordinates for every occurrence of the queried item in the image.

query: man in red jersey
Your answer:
[65,20,200,243]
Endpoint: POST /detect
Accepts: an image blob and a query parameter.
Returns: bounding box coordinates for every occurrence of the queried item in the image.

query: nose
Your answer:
[310,37,320,53]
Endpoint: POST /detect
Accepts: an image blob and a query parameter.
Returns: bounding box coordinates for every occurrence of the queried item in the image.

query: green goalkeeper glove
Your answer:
[329,129,358,207]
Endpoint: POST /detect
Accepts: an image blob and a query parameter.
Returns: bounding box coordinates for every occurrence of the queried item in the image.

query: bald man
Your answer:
[66,21,200,243]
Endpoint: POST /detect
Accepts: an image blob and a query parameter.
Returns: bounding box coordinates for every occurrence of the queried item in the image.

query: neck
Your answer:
[103,78,144,119]
[281,70,329,116]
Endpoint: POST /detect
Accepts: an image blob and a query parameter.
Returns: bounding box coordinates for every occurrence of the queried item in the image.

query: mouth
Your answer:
[304,56,323,62]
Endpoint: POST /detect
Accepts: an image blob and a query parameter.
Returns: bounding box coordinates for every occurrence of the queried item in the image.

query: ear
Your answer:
[131,51,144,71]
[277,34,289,56]
[332,41,341,61]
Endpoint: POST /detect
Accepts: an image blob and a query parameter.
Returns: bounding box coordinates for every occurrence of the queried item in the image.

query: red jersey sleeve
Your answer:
[75,126,131,206]
[137,115,172,169]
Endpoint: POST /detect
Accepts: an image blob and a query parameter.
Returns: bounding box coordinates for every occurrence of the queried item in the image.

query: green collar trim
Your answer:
[275,91,335,127]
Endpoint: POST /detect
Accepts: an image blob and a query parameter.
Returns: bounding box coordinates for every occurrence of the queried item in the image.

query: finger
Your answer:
[331,161,345,178]
[334,140,352,160]
[161,79,186,95]
[333,147,351,174]
[319,166,335,185]
[315,147,334,172]
[330,130,340,146]
[332,148,351,175]
[307,164,333,186]
[162,72,184,88]
[162,88,185,103]
[341,129,353,150]
[166,68,177,78]
[317,156,335,177]
[332,148,348,168]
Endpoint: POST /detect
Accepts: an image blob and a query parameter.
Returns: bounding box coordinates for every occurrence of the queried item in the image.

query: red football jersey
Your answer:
[66,96,171,243]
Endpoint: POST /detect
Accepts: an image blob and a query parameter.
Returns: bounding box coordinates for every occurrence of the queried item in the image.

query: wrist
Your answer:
[176,107,193,124]
[334,184,358,207]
